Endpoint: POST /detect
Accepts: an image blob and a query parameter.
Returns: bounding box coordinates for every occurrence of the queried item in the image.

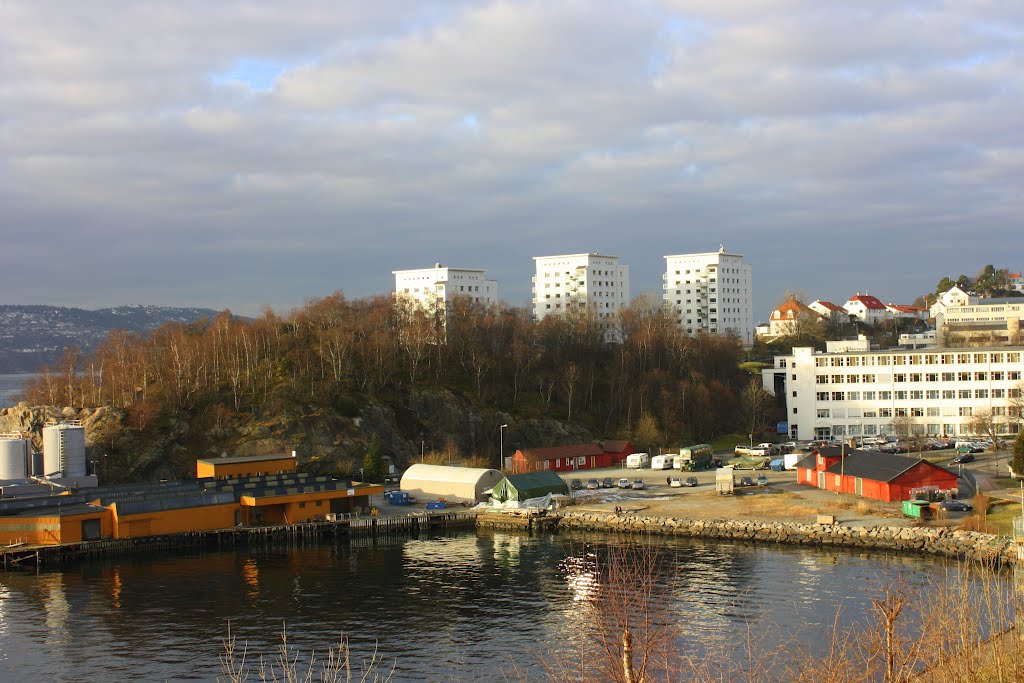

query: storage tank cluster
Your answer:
[0,434,32,480]
[42,422,87,479]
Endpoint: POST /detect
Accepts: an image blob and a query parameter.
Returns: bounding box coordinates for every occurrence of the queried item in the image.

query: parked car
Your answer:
[940,499,973,512]
[617,478,631,489]
[586,479,601,490]
[570,479,583,490]
[669,477,683,488]
[684,477,698,487]
[756,475,768,487]
[631,479,645,490]
[739,476,755,487]
[952,453,975,464]
[601,477,615,488]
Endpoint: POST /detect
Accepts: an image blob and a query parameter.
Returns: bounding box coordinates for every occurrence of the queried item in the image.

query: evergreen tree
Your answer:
[362,434,386,483]
[1012,431,1024,479]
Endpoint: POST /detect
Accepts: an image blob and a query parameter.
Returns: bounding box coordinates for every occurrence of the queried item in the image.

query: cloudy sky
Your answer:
[2,1,1021,319]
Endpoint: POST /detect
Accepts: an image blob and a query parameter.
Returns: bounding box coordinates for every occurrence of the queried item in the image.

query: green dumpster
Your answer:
[902,499,933,519]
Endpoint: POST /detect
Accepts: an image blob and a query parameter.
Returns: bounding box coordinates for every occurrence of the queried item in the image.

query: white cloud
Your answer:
[0,0,1021,316]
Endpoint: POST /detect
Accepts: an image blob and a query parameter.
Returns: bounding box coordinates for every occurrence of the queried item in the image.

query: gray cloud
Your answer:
[1,0,1021,318]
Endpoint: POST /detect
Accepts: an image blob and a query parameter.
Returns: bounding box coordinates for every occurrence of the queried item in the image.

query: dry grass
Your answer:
[219,622,395,683]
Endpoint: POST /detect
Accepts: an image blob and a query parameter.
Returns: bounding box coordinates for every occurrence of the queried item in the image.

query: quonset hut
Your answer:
[399,464,504,504]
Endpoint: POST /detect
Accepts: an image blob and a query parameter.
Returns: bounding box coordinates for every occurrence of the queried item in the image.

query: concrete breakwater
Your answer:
[556,511,1018,566]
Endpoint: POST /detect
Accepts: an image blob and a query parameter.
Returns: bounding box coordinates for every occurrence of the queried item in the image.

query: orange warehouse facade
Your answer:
[196,454,298,479]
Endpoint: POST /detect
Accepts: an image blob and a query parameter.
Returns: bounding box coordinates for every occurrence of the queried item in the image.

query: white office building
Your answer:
[532,253,630,324]
[393,264,498,314]
[762,339,1024,441]
[663,247,753,344]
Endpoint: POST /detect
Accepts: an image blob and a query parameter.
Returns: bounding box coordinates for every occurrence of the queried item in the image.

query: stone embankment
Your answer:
[557,511,1018,566]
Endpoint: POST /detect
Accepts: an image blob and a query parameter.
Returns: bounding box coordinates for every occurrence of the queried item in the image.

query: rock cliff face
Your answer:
[0,388,596,482]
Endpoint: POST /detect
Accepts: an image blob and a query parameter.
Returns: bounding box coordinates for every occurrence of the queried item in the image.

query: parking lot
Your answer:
[563,463,797,495]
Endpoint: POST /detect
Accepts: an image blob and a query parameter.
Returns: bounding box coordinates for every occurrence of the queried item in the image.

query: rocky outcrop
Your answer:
[555,511,1017,565]
[0,388,602,483]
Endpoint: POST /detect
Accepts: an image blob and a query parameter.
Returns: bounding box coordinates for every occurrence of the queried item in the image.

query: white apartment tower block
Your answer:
[393,264,498,314]
[663,247,754,344]
[532,253,630,323]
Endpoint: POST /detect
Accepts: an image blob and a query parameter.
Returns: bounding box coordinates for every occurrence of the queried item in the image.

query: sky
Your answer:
[2,1,1022,320]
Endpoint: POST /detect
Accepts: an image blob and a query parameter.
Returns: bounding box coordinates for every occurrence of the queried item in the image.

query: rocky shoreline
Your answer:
[551,510,1018,566]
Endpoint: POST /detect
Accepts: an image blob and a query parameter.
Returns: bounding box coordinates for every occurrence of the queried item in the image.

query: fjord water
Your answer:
[0,531,998,682]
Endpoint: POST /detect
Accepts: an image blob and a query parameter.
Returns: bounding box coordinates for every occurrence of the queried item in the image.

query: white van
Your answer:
[650,454,676,470]
[626,453,650,469]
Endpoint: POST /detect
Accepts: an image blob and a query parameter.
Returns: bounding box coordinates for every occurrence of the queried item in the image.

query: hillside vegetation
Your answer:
[17,294,767,481]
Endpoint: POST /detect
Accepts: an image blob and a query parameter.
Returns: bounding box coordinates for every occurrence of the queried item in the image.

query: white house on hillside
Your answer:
[663,247,753,344]
[844,293,888,324]
[929,285,976,319]
[764,299,823,339]
[809,300,848,320]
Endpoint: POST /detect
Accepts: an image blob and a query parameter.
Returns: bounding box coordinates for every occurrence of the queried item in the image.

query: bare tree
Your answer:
[739,378,773,441]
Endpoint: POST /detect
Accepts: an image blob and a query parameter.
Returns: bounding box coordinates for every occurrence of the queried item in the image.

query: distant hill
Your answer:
[0,304,224,373]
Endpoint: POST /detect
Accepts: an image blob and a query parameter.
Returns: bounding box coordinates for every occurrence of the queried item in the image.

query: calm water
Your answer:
[0,374,35,408]
[0,530,1005,682]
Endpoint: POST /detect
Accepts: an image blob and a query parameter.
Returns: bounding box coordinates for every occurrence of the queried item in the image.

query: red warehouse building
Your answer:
[796,447,958,502]
[510,444,608,474]
[598,439,636,465]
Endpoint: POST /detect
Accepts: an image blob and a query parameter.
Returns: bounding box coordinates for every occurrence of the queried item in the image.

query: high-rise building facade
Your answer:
[663,247,753,344]
[532,253,630,324]
[393,264,498,315]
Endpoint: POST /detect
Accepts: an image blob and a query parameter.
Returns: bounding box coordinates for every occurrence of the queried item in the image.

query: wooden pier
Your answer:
[1,510,479,571]
[476,510,561,531]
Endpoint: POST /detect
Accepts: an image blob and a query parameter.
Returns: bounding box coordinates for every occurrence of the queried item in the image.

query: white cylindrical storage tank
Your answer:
[42,424,87,478]
[0,437,30,480]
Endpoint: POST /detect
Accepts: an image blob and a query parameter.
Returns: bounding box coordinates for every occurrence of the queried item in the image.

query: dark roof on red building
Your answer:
[821,450,955,483]
[794,453,818,470]
[599,440,632,454]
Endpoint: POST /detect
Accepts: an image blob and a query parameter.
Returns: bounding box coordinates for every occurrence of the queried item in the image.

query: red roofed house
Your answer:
[765,299,823,338]
[809,300,848,321]
[796,446,958,502]
[1009,273,1023,294]
[509,443,609,474]
[844,293,889,324]
[885,303,927,320]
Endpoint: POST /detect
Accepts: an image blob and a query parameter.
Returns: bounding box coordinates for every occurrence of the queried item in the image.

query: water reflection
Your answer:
[0,532,1010,682]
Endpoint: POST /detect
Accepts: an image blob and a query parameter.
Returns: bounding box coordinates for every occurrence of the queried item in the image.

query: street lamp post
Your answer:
[500,424,508,471]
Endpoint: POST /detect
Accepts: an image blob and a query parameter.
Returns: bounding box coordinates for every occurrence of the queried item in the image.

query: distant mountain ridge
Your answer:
[0,304,223,373]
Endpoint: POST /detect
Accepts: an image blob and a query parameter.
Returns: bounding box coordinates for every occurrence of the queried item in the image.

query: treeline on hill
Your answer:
[20,293,767,448]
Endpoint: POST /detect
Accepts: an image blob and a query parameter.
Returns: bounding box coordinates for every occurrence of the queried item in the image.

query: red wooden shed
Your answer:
[509,443,609,474]
[796,447,958,502]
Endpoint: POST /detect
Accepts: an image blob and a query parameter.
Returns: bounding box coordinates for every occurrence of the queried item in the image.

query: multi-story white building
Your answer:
[532,253,630,324]
[663,247,753,344]
[393,264,498,315]
[933,296,1024,346]
[762,339,1024,441]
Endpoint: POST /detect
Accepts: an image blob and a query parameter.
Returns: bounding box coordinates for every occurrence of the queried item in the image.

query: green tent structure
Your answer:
[490,471,569,502]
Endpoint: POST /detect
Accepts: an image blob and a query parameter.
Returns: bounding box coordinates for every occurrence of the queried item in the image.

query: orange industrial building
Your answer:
[0,459,383,546]
[196,453,298,479]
